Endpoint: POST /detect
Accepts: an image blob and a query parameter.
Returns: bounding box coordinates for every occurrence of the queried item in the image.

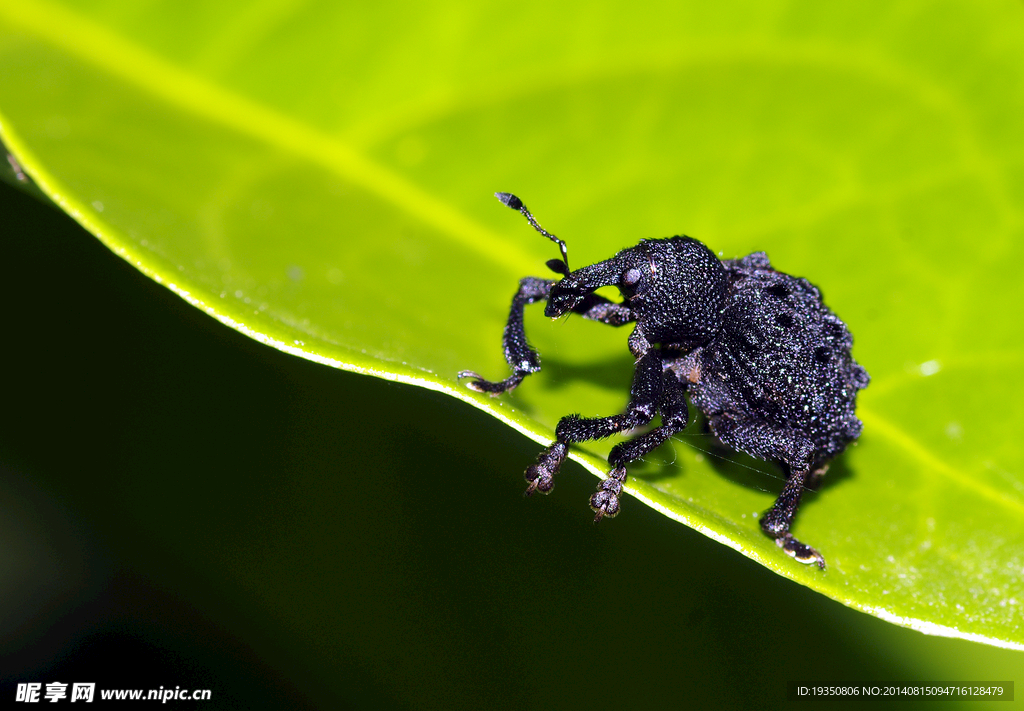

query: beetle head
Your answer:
[543,258,624,317]
[545,276,587,316]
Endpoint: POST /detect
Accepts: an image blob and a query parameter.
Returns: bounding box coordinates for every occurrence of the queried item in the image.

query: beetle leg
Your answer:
[460,283,634,395]
[524,329,661,497]
[459,277,553,394]
[805,462,830,491]
[555,330,662,440]
[589,466,628,520]
[523,441,568,495]
[591,369,690,521]
[573,294,634,326]
[760,467,826,569]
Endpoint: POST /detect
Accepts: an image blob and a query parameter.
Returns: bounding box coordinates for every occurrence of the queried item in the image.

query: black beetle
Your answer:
[460,193,869,569]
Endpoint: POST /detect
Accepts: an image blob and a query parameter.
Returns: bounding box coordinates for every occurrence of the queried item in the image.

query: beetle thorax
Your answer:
[623,238,728,347]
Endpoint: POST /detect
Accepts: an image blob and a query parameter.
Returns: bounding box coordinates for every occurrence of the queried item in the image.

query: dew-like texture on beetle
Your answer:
[460,194,869,570]
[688,252,869,470]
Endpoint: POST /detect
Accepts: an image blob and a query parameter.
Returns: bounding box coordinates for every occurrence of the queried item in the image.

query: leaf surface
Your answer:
[1,0,1022,647]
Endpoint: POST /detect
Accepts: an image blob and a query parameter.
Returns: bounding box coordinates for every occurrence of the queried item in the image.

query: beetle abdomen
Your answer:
[688,253,869,468]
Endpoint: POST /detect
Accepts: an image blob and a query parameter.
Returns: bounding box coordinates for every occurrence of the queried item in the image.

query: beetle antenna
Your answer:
[495,192,570,274]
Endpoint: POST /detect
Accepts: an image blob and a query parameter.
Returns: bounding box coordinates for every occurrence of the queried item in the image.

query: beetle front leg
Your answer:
[459,277,553,394]
[573,293,634,326]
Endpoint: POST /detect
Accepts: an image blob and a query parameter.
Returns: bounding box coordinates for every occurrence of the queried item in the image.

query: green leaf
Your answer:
[1,0,1022,648]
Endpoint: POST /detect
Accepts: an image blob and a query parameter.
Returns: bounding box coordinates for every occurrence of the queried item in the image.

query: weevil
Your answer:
[460,193,869,569]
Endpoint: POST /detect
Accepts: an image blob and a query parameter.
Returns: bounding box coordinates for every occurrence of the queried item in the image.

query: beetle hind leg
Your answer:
[760,467,826,569]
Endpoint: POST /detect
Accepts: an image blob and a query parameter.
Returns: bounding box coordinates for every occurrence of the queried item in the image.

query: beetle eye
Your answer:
[622,268,642,287]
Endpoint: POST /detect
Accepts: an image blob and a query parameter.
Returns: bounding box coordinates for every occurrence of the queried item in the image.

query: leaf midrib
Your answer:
[859,407,1024,515]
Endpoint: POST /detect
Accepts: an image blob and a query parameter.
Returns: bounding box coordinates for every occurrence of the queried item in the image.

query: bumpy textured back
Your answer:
[686,252,869,470]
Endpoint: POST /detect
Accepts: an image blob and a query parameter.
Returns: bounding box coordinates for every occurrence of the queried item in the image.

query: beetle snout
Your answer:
[545,289,582,318]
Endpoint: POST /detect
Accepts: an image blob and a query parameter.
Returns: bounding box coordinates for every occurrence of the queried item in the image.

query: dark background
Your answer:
[0,180,1019,709]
